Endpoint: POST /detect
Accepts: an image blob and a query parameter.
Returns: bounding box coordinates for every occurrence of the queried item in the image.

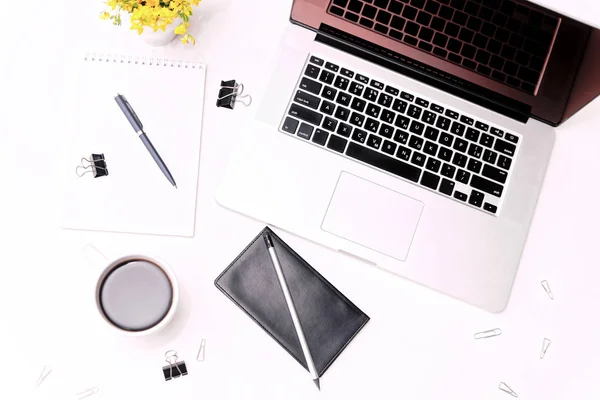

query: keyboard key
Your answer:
[305,64,320,79]
[394,129,410,144]
[396,145,412,161]
[350,112,365,127]
[445,109,459,119]
[468,190,484,207]
[453,137,468,153]
[340,67,354,78]
[289,104,323,125]
[300,77,322,95]
[312,128,329,145]
[416,97,429,107]
[441,163,456,178]
[421,110,436,125]
[452,153,468,168]
[483,203,498,213]
[467,158,482,174]
[351,97,366,112]
[337,122,353,138]
[424,141,438,156]
[426,158,442,173]
[408,105,422,119]
[325,61,339,72]
[468,143,483,158]
[456,169,470,184]
[460,115,474,125]
[482,164,508,184]
[364,88,379,102]
[439,178,455,195]
[370,79,384,90]
[309,56,324,66]
[494,139,516,156]
[345,11,359,22]
[439,132,454,147]
[480,133,494,148]
[450,121,466,136]
[465,127,480,142]
[430,103,444,113]
[322,86,337,101]
[294,90,320,109]
[421,171,440,190]
[497,155,512,170]
[356,74,369,84]
[475,121,489,131]
[367,134,383,150]
[409,120,424,135]
[334,106,350,121]
[381,109,396,124]
[392,98,408,114]
[409,135,424,151]
[411,151,426,167]
[401,91,414,101]
[395,115,410,130]
[385,85,399,96]
[282,117,299,134]
[436,116,451,130]
[336,92,351,106]
[365,118,380,133]
[454,191,467,201]
[327,134,348,153]
[349,81,364,96]
[320,100,335,115]
[483,149,497,164]
[352,129,368,144]
[382,139,397,155]
[505,133,519,143]
[490,127,503,137]
[438,146,453,162]
[378,93,393,108]
[322,116,338,132]
[380,123,394,138]
[319,70,335,84]
[346,142,421,182]
[471,175,503,197]
[424,126,439,141]
[334,76,350,91]
[298,123,314,140]
[366,103,381,118]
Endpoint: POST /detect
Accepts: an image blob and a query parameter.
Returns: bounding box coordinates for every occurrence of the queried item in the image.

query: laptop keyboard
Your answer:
[327,0,560,95]
[280,55,522,215]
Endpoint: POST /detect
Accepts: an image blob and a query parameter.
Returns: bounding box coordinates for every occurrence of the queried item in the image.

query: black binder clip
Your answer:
[216,80,252,109]
[162,350,188,381]
[76,154,108,178]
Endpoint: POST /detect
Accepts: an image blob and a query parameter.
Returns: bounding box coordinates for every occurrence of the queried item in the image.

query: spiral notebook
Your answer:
[61,53,206,237]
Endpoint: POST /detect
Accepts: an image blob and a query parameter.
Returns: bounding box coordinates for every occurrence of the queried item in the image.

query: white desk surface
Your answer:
[1,1,600,399]
[529,0,600,29]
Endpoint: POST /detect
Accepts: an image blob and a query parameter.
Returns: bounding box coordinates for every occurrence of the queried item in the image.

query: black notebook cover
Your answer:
[215,227,369,377]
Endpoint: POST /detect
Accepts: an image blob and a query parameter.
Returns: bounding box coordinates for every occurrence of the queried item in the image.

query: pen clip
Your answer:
[116,93,143,131]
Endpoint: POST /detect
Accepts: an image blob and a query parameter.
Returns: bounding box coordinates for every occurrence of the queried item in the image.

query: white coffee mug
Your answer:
[84,244,180,336]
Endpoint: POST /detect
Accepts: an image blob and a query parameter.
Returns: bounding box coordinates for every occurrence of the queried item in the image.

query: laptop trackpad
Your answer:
[321,172,424,261]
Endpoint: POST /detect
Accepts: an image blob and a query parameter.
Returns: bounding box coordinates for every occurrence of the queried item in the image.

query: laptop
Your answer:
[217,0,600,312]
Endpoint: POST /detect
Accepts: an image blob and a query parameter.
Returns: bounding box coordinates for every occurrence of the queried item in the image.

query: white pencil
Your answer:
[264,233,320,390]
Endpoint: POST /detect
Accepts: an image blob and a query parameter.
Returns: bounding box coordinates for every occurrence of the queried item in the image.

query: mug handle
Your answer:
[82,243,108,270]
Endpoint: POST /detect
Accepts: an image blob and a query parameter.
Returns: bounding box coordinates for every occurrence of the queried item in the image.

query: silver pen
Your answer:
[263,233,320,390]
[114,94,177,188]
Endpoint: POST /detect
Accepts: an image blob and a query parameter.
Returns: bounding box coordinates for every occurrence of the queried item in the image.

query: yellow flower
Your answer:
[100,11,110,20]
[174,24,187,35]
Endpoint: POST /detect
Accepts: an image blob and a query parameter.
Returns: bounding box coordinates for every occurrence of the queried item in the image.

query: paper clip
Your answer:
[540,338,551,359]
[197,339,206,361]
[216,80,252,109]
[541,280,554,299]
[474,328,502,339]
[76,387,99,399]
[163,350,188,381]
[499,382,518,397]
[76,154,108,178]
[35,365,52,387]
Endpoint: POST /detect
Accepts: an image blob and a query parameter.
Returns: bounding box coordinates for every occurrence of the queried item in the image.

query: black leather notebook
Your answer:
[215,227,369,377]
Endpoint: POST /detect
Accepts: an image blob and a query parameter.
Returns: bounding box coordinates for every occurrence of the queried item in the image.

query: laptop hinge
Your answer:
[315,24,531,124]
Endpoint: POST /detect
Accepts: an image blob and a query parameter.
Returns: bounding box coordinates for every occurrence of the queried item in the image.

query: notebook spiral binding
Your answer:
[83,52,203,69]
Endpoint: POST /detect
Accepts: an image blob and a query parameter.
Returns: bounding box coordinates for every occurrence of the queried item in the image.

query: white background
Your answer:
[1,0,600,399]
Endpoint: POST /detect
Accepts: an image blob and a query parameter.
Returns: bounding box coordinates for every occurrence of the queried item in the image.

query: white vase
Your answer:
[141,19,182,47]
